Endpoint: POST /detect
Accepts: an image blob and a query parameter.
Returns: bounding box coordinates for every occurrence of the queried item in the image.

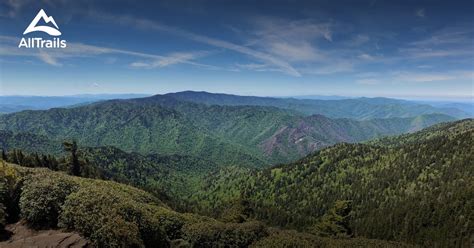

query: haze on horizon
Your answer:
[0,0,473,100]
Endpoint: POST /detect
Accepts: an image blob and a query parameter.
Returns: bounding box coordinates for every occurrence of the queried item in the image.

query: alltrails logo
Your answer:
[18,9,67,48]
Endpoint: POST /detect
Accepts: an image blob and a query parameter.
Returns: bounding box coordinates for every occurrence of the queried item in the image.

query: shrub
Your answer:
[183,220,267,247]
[250,229,324,248]
[59,183,169,247]
[19,171,78,227]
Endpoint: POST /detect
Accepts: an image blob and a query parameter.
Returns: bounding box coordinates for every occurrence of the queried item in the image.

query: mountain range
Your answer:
[0,92,457,165]
[1,115,471,247]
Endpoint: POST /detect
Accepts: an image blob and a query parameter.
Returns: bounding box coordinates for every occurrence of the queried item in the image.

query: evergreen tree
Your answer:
[63,141,80,176]
[312,200,352,238]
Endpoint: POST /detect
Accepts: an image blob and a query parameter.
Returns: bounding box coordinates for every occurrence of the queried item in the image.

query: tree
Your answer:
[63,141,80,176]
[219,197,253,223]
[312,200,352,238]
[1,149,6,161]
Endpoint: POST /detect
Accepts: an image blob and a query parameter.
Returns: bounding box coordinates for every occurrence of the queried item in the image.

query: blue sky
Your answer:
[0,0,473,100]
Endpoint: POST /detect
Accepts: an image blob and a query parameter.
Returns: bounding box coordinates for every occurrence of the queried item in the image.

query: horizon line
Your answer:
[0,91,472,102]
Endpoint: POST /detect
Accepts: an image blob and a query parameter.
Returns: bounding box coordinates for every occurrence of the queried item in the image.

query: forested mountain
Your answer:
[189,119,474,247]
[0,161,416,247]
[165,91,471,119]
[0,130,62,155]
[0,94,455,165]
[1,118,471,247]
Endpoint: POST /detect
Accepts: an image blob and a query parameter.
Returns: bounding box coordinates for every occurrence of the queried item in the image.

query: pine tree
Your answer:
[63,141,81,176]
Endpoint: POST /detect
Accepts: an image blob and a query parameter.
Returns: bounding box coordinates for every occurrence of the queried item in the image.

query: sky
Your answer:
[0,0,473,100]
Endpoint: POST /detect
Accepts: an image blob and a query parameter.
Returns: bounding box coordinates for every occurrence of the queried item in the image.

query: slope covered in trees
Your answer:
[0,161,414,247]
[190,119,474,247]
[0,93,455,165]
[165,91,471,119]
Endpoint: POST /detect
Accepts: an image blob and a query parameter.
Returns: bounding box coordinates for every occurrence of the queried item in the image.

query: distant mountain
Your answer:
[0,94,454,165]
[419,101,474,116]
[286,95,351,100]
[191,118,473,246]
[259,114,455,162]
[0,94,150,113]
[165,91,470,119]
[0,98,266,168]
[0,130,62,155]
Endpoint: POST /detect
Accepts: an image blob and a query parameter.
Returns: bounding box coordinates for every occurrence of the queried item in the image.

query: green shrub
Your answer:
[0,179,6,229]
[59,183,169,247]
[183,220,267,247]
[19,171,78,227]
[250,229,324,248]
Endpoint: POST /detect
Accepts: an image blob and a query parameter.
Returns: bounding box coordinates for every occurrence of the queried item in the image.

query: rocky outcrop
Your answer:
[0,221,89,248]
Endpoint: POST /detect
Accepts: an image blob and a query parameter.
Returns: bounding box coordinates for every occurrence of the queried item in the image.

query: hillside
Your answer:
[0,99,266,168]
[0,93,455,165]
[0,161,414,248]
[165,91,471,119]
[190,119,474,247]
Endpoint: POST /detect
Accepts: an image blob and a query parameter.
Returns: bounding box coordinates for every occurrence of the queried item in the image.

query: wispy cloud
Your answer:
[92,13,301,76]
[0,36,213,69]
[356,70,473,85]
[410,27,473,47]
[248,17,332,63]
[399,48,474,59]
[129,51,207,69]
[415,8,425,18]
[344,34,370,47]
[38,49,61,66]
[358,53,375,60]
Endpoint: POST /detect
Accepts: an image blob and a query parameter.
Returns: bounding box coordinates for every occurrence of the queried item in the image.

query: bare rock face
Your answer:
[0,221,89,248]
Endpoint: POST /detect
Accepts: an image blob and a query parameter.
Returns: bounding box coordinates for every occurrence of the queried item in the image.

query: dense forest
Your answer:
[0,92,472,247]
[0,161,419,247]
[0,118,472,247]
[188,120,473,247]
[0,94,455,165]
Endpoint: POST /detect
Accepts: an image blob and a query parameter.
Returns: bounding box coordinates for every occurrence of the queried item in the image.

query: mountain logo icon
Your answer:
[23,9,61,36]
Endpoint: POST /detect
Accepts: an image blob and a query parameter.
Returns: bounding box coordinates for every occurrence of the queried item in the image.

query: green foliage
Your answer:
[63,140,80,176]
[312,200,352,238]
[192,119,474,246]
[0,95,453,167]
[19,172,78,227]
[250,229,324,248]
[0,178,6,229]
[166,91,469,119]
[59,183,168,248]
[182,220,267,247]
[2,158,424,247]
[219,198,253,223]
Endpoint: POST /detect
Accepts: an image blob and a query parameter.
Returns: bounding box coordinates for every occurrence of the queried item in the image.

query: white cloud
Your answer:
[345,34,370,47]
[415,9,425,18]
[399,48,474,59]
[129,52,205,69]
[409,27,473,47]
[358,53,375,60]
[0,36,213,69]
[267,41,321,62]
[92,13,301,76]
[38,50,61,66]
[247,17,333,63]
